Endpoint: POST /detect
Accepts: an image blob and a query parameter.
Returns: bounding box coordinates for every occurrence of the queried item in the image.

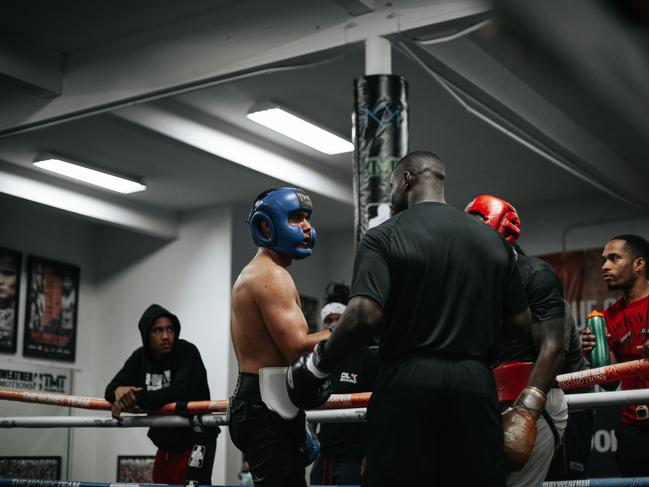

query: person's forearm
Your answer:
[528,318,565,393]
[324,297,382,365]
[325,315,372,364]
[528,342,564,393]
[303,330,332,353]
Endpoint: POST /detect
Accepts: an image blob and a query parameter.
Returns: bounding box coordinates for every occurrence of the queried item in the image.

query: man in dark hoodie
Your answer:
[105,304,218,485]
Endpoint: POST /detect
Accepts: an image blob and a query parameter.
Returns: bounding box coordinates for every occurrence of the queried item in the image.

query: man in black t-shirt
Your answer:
[466,195,571,486]
[287,151,531,486]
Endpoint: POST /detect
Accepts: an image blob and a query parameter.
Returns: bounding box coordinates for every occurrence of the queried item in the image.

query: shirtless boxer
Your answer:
[228,188,331,487]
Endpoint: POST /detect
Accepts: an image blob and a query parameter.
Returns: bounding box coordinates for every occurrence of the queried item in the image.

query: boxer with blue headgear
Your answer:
[229,186,332,487]
[247,187,316,260]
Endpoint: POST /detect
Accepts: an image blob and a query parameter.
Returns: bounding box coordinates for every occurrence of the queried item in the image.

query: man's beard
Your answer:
[606,275,634,292]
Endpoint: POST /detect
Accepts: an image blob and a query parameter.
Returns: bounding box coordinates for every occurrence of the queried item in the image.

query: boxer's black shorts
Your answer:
[229,373,306,487]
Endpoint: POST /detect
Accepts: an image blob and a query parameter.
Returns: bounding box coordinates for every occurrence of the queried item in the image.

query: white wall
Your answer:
[1,195,236,484]
[82,205,233,484]
[320,227,356,286]
[0,194,100,479]
[518,195,649,256]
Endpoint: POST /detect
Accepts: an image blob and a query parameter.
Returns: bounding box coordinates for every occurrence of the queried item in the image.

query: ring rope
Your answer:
[1,359,647,414]
[2,388,649,428]
[557,359,649,390]
[2,478,649,487]
[0,408,366,428]
[0,388,369,414]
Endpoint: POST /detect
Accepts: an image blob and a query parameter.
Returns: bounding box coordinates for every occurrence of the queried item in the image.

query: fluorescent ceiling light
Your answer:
[33,157,146,194]
[247,107,354,155]
[113,105,353,204]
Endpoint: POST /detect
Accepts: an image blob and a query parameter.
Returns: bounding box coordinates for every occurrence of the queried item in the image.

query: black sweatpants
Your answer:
[228,373,306,487]
[364,355,505,487]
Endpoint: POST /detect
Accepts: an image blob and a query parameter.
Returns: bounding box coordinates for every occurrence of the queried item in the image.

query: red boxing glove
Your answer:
[502,386,546,471]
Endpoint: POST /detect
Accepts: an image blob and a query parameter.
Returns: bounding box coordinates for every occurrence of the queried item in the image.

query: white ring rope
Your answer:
[1,388,648,428]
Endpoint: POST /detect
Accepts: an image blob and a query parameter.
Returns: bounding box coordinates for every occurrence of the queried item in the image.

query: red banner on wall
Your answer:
[541,248,619,332]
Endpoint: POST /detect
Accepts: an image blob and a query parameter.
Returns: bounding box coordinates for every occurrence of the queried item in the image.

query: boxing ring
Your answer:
[2,359,649,486]
[2,479,649,487]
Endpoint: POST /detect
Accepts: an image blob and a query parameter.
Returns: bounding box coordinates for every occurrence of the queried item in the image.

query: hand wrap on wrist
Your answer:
[513,386,546,420]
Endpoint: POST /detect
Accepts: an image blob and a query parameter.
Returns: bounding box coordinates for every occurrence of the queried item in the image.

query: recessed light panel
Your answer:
[33,158,146,194]
[247,107,354,155]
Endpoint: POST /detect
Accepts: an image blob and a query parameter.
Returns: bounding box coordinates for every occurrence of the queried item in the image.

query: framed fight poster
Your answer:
[23,256,79,361]
[0,456,61,479]
[117,456,154,482]
[0,247,21,354]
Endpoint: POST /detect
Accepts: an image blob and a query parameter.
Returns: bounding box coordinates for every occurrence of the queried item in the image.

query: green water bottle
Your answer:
[587,310,611,368]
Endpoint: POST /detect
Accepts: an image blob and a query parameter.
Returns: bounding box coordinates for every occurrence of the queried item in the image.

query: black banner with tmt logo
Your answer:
[353,74,408,245]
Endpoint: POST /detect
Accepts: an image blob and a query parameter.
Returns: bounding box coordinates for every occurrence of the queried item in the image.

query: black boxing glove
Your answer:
[286,341,333,410]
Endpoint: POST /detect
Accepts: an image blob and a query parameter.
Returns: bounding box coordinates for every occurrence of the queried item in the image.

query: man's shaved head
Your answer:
[395,151,446,182]
[390,151,446,214]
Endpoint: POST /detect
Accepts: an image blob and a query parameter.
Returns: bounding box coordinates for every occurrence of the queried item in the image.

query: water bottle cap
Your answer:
[587,310,604,318]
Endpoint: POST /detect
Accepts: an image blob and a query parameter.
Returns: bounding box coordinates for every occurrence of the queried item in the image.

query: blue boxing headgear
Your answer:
[247,188,317,260]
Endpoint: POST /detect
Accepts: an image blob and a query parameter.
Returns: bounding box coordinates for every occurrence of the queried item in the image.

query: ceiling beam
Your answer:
[113,104,354,205]
[0,164,179,239]
[0,34,62,96]
[0,0,490,137]
[403,37,649,212]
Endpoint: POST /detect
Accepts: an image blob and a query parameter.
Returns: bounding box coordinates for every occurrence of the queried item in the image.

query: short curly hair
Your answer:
[323,281,350,305]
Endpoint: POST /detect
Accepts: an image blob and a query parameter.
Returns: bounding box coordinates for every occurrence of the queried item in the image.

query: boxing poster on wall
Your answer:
[0,247,21,354]
[0,456,61,480]
[23,256,79,362]
[116,456,154,483]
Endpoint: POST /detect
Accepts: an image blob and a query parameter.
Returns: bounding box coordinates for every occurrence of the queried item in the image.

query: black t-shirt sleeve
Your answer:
[526,268,565,322]
[349,225,392,309]
[504,255,528,316]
